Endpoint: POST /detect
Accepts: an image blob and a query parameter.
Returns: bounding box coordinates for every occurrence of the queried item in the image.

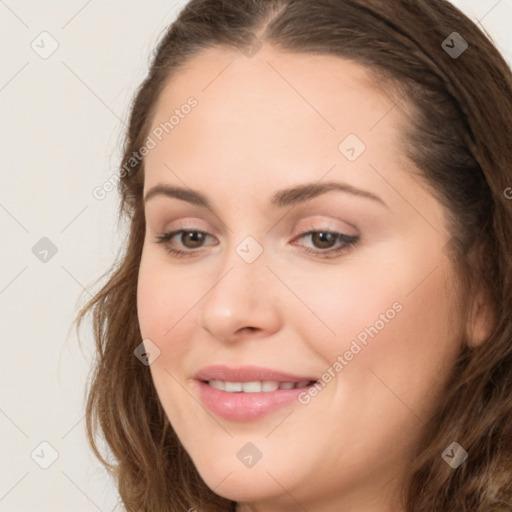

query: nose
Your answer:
[198,240,282,343]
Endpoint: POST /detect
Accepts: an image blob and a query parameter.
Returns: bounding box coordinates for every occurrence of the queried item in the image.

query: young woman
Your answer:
[76,0,512,510]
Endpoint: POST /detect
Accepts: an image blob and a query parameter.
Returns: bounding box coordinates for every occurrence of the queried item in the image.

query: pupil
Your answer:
[184,231,203,248]
[314,232,336,248]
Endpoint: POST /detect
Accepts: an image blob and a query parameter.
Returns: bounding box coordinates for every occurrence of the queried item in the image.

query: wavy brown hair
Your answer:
[74,0,512,510]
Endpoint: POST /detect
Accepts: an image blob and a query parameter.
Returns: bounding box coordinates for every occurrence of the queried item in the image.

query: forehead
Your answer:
[148,44,395,126]
[143,45,410,192]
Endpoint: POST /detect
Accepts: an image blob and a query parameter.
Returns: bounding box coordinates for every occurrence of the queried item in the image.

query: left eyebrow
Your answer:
[271,181,388,209]
[143,180,388,209]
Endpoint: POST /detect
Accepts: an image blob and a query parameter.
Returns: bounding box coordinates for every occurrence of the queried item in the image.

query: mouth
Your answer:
[194,365,319,421]
[205,379,317,392]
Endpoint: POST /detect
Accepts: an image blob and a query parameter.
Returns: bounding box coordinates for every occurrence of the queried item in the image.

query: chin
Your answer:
[188,448,295,502]
[201,472,282,503]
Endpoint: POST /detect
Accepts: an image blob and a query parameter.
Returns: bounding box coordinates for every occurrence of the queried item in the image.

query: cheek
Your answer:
[291,252,461,412]
[137,249,193,342]
[136,253,198,418]
[376,264,461,401]
[137,259,163,340]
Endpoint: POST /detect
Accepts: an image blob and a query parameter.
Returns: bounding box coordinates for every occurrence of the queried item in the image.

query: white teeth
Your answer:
[207,380,311,392]
[242,381,263,393]
[262,380,280,392]
[225,381,243,392]
[209,380,225,391]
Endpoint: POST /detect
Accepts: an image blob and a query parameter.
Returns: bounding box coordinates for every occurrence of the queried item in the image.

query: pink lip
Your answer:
[195,365,318,421]
[195,364,317,383]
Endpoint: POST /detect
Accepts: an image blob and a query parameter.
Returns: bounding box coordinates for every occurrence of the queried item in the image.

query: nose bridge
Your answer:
[205,233,267,310]
[198,232,280,339]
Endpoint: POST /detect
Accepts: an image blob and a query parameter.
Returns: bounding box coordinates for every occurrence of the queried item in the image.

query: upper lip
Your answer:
[195,365,318,383]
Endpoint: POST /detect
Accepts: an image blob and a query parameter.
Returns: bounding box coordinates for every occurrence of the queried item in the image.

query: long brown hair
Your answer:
[74,1,512,510]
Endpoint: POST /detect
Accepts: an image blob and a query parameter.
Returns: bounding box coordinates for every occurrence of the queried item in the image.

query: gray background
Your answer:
[1,1,511,510]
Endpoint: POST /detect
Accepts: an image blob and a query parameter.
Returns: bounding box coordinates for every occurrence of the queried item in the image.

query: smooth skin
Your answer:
[137,45,490,512]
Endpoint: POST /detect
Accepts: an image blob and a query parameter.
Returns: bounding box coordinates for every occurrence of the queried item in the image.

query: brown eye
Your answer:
[310,231,338,249]
[154,229,213,257]
[293,230,359,259]
[180,231,206,249]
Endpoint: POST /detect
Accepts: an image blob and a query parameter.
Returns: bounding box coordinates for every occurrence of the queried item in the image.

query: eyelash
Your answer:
[153,228,359,259]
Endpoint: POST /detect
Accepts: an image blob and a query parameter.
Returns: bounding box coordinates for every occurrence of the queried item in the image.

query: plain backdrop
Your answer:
[0,1,511,510]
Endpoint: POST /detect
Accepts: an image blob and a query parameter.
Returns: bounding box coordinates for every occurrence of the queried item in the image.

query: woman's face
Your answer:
[137,46,463,511]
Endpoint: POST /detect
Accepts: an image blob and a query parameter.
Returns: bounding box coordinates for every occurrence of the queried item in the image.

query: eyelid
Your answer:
[158,217,356,240]
[158,211,355,235]
[153,224,360,261]
[296,217,358,237]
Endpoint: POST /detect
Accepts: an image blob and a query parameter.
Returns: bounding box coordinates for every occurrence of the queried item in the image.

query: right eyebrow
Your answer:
[144,184,210,207]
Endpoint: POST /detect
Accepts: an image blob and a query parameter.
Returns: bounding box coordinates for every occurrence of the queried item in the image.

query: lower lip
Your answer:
[197,381,313,421]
